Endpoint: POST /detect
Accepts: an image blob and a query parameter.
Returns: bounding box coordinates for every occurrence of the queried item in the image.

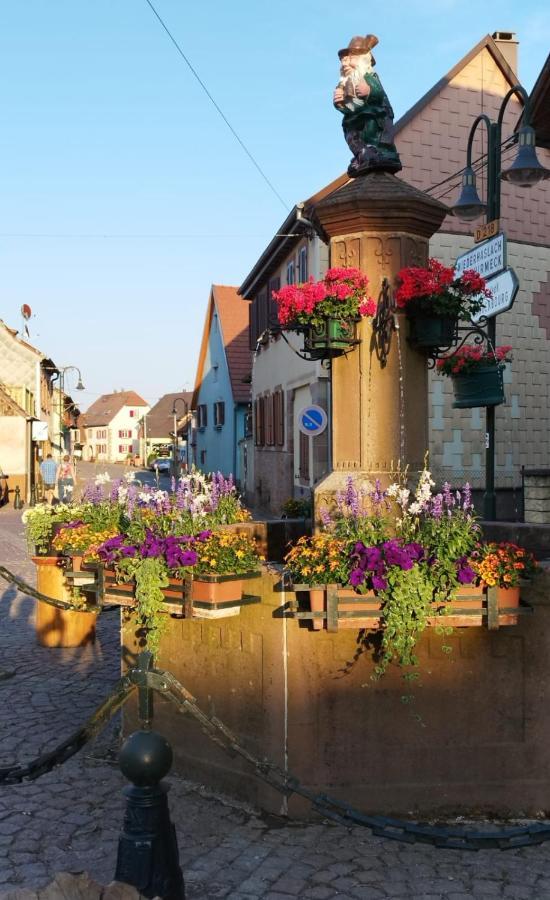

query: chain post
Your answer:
[115,654,185,899]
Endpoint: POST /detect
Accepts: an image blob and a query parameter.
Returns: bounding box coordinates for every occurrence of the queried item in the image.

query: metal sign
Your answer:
[471,268,519,322]
[298,405,327,436]
[474,219,499,243]
[455,233,506,280]
[31,420,49,441]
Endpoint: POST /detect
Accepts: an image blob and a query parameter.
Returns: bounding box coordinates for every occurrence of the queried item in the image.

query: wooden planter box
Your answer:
[85,565,261,620]
[288,582,525,632]
[32,556,97,648]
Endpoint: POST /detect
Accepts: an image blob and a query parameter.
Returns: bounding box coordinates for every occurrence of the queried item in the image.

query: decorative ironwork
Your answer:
[371,277,396,367]
[424,319,491,369]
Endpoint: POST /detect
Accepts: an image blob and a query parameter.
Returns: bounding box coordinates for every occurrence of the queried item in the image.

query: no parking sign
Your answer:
[298,405,328,437]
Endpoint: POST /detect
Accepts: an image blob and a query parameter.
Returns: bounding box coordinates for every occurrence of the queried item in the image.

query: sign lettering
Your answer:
[455,233,506,280]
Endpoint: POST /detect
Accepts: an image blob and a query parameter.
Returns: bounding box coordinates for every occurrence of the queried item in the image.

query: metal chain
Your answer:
[0,676,134,785]
[0,565,101,613]
[148,666,550,852]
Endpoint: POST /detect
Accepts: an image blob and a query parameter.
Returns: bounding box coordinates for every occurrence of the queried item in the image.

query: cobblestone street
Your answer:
[2,504,550,898]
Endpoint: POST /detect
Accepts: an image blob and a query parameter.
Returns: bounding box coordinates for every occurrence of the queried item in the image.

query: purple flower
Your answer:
[196,530,212,542]
[456,556,476,584]
[349,568,365,587]
[443,482,455,510]
[430,493,443,520]
[320,506,332,528]
[372,574,388,591]
[462,482,473,511]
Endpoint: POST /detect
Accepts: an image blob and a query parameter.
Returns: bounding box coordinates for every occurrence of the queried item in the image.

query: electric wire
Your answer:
[143,0,289,213]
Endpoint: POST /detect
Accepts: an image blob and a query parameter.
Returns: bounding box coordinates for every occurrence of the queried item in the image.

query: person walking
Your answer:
[39,454,58,505]
[57,455,76,503]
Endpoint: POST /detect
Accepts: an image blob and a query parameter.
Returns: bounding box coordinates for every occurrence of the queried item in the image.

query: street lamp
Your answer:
[171,397,188,479]
[452,85,550,520]
[57,366,85,455]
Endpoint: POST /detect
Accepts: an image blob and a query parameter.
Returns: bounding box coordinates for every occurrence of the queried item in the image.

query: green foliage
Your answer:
[116,556,169,658]
[374,565,435,678]
[281,498,312,519]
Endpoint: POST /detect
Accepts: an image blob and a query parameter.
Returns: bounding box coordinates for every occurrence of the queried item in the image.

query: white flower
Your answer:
[124,472,136,483]
[95,472,111,485]
[408,501,422,516]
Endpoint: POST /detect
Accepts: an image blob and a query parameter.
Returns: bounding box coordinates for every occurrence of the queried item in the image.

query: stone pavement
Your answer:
[2,507,550,898]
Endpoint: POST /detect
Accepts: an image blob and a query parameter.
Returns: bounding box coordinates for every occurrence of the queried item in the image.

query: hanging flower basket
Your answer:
[408,313,457,349]
[303,317,357,356]
[395,258,490,351]
[451,364,505,408]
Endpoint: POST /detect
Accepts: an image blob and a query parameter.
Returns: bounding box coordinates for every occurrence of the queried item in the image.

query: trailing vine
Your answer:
[374,565,435,678]
[116,556,169,658]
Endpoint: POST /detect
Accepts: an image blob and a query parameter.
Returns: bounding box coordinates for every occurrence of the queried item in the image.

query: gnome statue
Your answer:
[333,35,402,177]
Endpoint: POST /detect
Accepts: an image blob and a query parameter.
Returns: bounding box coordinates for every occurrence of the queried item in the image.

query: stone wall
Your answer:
[123,567,550,819]
[523,471,550,525]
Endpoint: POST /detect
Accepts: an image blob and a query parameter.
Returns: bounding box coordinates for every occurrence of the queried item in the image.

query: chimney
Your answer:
[492,31,519,76]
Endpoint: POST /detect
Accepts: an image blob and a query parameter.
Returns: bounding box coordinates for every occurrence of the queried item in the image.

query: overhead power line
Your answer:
[143,0,289,213]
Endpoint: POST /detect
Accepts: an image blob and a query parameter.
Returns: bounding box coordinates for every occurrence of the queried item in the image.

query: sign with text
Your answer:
[471,268,519,322]
[455,233,506,280]
[298,405,327,437]
[474,219,499,243]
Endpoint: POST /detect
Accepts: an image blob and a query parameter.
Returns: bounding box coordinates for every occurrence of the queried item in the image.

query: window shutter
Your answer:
[266,394,275,446]
[275,390,285,446]
[268,277,280,327]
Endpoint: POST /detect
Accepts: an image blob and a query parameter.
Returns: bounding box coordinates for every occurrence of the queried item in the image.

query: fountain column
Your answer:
[312,172,448,509]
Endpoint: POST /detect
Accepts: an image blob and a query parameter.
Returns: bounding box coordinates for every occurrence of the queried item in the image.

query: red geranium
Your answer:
[273,267,376,328]
[436,344,512,377]
[395,259,490,320]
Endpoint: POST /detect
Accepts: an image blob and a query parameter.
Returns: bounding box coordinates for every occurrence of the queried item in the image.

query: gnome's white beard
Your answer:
[337,53,373,111]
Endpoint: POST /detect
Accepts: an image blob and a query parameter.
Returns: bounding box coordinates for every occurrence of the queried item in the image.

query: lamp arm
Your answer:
[497,83,530,130]
[465,114,492,166]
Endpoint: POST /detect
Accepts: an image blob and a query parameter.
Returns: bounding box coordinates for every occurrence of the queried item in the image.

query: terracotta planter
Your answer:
[32,556,96,648]
[308,587,325,631]
[497,585,520,609]
[191,575,245,619]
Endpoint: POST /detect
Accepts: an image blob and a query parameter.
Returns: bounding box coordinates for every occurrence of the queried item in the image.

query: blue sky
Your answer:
[0,1,548,407]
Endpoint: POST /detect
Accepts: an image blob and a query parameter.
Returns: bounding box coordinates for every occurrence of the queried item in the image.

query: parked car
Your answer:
[149,457,172,474]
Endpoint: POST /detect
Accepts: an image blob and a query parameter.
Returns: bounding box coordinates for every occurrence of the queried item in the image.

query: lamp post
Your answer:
[56,366,85,455]
[452,84,550,520]
[171,397,188,480]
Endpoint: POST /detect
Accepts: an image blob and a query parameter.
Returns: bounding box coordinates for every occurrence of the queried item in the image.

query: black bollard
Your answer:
[115,729,185,899]
[13,486,24,510]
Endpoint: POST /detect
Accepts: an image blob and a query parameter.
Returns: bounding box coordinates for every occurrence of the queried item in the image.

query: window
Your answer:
[299,431,310,480]
[118,429,132,438]
[214,401,225,428]
[97,444,107,456]
[118,444,129,454]
[200,450,206,465]
[286,260,295,285]
[254,396,265,446]
[298,246,308,283]
[96,429,107,439]
[129,410,135,418]
[197,404,208,429]
[274,389,285,446]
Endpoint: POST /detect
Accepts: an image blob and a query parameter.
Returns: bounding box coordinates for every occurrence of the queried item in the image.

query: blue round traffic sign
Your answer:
[298,405,328,436]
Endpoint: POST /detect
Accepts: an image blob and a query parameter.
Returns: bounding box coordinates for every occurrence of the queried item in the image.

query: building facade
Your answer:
[80,391,149,463]
[192,285,251,485]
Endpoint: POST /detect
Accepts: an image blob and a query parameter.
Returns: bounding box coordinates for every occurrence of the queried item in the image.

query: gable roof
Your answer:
[530,52,550,148]
[146,392,193,438]
[394,34,522,135]
[0,383,28,418]
[82,390,148,427]
[193,285,252,407]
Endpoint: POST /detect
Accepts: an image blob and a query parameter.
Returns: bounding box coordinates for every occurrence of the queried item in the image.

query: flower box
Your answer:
[32,556,97,648]
[288,582,521,631]
[99,566,260,619]
[451,365,505,408]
